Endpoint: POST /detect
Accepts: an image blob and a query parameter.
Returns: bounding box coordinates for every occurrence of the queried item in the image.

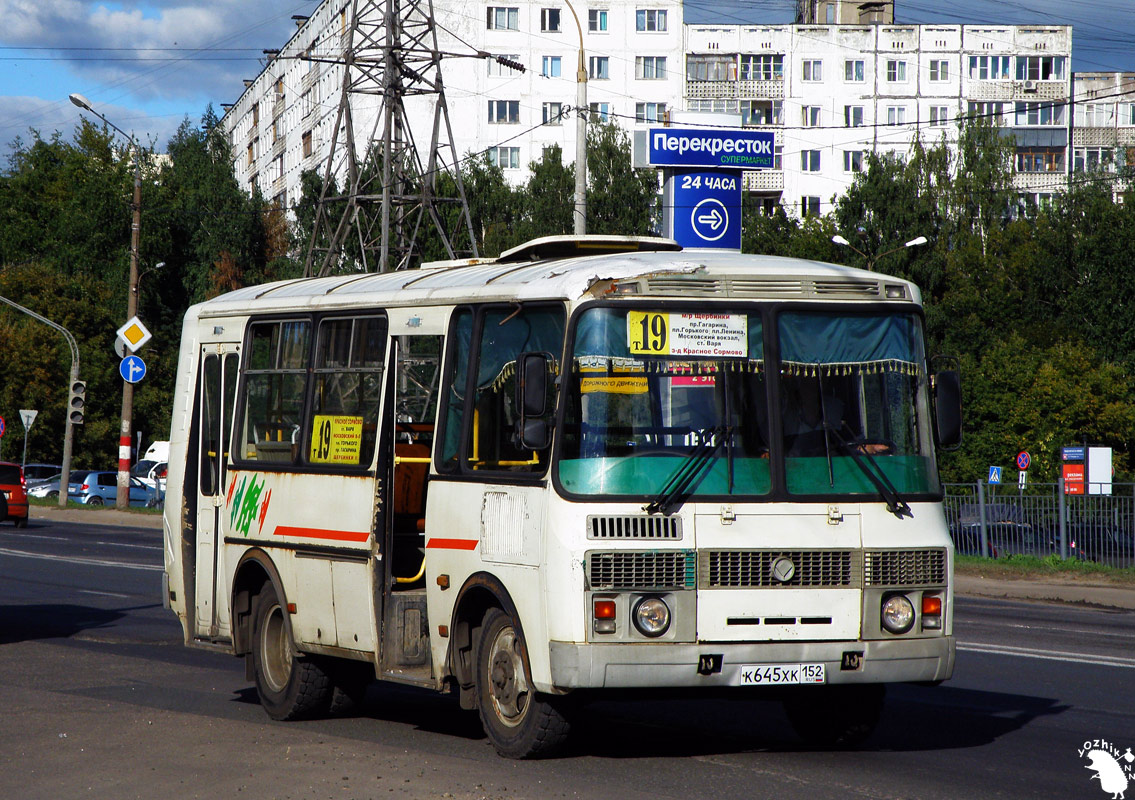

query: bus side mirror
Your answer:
[516,352,553,450]
[933,369,962,450]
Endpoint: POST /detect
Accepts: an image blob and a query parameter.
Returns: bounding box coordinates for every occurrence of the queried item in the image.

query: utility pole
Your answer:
[304,0,479,275]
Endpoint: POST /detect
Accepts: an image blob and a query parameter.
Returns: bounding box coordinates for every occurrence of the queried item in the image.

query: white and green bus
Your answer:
[163,235,961,758]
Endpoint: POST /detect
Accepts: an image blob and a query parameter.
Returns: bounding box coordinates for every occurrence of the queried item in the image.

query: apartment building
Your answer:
[221,3,1073,220]
[1070,72,1135,201]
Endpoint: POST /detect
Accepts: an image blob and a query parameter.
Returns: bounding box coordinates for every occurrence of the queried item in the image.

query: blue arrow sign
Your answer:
[667,170,742,250]
[120,355,147,384]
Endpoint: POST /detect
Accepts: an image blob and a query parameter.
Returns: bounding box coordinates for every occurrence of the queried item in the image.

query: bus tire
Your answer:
[327,659,372,715]
[251,585,333,721]
[783,684,885,748]
[474,608,570,759]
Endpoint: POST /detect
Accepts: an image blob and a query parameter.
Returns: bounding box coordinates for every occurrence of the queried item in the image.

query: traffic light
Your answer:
[68,380,86,425]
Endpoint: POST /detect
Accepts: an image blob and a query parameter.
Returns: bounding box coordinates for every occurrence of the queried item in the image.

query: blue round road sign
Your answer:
[1016,451,1031,471]
[120,355,147,384]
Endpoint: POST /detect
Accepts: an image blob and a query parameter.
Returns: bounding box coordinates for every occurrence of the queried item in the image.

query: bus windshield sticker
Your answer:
[580,375,649,394]
[310,414,364,464]
[627,311,748,358]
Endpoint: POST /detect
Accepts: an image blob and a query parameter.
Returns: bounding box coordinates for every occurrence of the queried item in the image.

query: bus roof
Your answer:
[191,238,922,318]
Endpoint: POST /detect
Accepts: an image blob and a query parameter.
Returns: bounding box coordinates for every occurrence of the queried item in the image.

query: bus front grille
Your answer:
[864,549,947,586]
[587,515,682,540]
[701,550,859,588]
[587,550,696,590]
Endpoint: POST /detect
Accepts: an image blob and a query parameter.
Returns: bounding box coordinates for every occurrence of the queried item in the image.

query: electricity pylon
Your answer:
[304,0,479,275]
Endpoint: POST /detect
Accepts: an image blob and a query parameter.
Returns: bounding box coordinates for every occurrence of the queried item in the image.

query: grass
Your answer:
[27,495,163,516]
[956,554,1135,585]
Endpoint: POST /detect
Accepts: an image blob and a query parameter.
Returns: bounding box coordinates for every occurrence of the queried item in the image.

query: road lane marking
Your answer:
[93,540,162,551]
[2,532,68,542]
[0,546,162,572]
[77,588,132,599]
[958,642,1135,669]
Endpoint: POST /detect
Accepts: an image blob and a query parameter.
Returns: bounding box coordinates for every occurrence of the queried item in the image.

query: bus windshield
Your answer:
[556,305,940,502]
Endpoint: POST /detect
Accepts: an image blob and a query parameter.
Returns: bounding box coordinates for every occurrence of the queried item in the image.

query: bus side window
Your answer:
[392,335,442,534]
[238,320,310,465]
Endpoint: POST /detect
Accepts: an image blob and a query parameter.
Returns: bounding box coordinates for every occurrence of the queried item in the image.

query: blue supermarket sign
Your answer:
[647,127,775,170]
[668,170,741,250]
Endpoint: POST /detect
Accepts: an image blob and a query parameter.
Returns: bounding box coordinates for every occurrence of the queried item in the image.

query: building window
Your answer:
[930,105,951,126]
[1016,56,1065,81]
[802,59,822,82]
[636,9,667,32]
[636,102,667,123]
[1120,104,1135,125]
[886,60,907,82]
[488,54,522,77]
[741,54,783,81]
[589,9,607,31]
[636,56,667,79]
[686,55,733,82]
[844,105,864,127]
[487,7,519,30]
[802,106,821,127]
[247,142,254,166]
[930,60,949,81]
[967,101,1005,123]
[968,55,1011,80]
[272,154,284,181]
[251,102,259,125]
[802,196,821,217]
[887,106,906,125]
[541,8,561,32]
[542,102,564,124]
[589,56,609,79]
[1014,102,1064,126]
[844,59,864,82]
[542,56,562,77]
[488,99,520,123]
[843,151,863,172]
[302,130,313,158]
[589,101,610,121]
[1074,147,1115,172]
[1075,103,1115,128]
[743,99,782,125]
[1015,147,1065,173]
[801,150,821,172]
[488,146,521,169]
[690,99,740,113]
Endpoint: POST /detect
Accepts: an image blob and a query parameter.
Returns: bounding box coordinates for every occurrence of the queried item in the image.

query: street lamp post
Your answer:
[70,92,143,510]
[563,0,588,235]
[832,233,928,271]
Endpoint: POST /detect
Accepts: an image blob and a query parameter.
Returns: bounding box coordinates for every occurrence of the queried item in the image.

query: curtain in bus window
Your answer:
[439,309,474,473]
[238,320,310,465]
[776,311,938,496]
[464,306,564,472]
[309,315,387,468]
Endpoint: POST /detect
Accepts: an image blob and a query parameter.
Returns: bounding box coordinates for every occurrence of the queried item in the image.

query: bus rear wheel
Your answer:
[251,584,333,720]
[474,608,570,759]
[783,684,885,748]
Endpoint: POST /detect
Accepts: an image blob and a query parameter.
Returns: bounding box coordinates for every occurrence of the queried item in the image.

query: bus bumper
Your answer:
[547,636,954,689]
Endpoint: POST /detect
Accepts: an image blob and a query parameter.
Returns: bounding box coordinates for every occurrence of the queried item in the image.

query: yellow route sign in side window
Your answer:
[310,415,364,464]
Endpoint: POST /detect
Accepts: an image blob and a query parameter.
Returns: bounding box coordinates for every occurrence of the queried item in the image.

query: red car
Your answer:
[0,461,29,528]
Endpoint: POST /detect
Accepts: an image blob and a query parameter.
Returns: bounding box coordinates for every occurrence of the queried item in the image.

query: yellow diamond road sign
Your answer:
[116,316,152,353]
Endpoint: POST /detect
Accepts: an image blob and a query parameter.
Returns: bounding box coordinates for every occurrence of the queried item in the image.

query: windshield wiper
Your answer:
[826,424,913,520]
[643,426,728,516]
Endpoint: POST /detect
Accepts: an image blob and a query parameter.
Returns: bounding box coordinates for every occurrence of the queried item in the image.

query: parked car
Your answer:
[131,459,167,493]
[23,462,62,487]
[1066,520,1135,566]
[26,472,74,500]
[68,470,156,507]
[0,461,29,527]
[948,502,1053,558]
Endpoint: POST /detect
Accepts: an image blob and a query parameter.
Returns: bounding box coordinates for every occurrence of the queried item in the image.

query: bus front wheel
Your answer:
[474,608,570,758]
[250,584,333,720]
[782,683,885,748]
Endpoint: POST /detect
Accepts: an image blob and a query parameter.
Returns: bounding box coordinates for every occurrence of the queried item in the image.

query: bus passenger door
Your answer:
[194,344,240,640]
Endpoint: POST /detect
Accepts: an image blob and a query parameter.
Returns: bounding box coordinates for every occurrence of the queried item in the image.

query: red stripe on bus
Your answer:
[426,538,479,551]
[273,526,370,543]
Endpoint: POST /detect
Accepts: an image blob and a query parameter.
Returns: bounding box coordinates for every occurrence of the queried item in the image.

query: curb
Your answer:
[29,503,163,530]
[955,574,1135,611]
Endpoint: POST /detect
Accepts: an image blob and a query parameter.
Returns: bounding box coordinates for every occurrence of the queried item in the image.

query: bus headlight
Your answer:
[881,594,915,634]
[632,597,671,637]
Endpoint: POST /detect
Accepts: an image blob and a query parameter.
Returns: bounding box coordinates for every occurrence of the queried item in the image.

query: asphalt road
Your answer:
[1,516,1134,800]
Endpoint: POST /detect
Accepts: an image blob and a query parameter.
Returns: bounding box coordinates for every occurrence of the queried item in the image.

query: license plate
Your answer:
[739,663,825,686]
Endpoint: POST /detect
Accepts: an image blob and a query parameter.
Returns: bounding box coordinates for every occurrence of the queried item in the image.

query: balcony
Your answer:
[686,79,738,100]
[743,169,784,191]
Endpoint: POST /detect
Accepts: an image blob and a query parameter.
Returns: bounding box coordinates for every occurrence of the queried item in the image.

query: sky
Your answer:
[0,0,1133,159]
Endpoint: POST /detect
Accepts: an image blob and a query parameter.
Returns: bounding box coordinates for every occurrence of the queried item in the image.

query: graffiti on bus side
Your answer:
[227,473,272,537]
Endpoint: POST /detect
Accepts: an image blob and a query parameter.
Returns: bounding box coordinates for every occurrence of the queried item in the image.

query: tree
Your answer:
[585,120,658,235]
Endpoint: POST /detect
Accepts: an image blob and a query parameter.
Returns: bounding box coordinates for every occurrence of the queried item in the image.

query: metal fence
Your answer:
[943,483,1135,568]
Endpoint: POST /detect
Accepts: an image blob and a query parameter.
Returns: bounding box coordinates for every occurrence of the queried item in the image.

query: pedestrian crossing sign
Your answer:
[988,466,1003,484]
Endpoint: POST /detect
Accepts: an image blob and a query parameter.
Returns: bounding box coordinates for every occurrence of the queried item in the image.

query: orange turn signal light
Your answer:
[594,599,616,619]
[922,595,942,616]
